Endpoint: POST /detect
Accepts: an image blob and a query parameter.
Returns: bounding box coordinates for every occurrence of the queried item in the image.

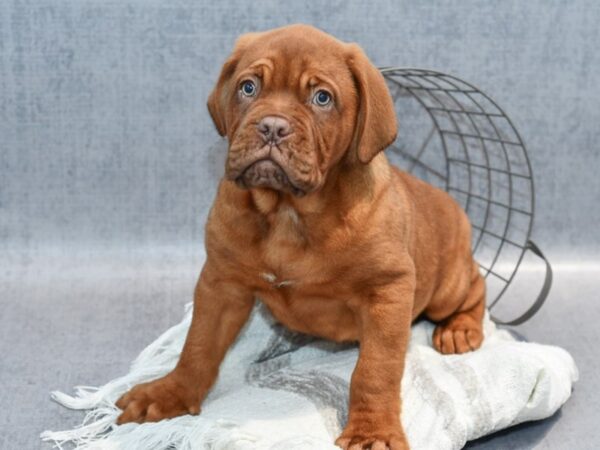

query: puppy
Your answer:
[116,24,485,450]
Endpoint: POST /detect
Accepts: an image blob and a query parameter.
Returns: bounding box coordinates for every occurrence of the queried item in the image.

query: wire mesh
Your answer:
[381,68,535,309]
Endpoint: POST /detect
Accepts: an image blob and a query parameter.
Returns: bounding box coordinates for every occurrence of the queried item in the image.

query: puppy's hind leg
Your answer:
[432,263,485,354]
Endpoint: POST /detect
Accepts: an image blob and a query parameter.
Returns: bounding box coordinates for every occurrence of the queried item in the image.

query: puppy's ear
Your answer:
[346,44,398,164]
[207,33,259,136]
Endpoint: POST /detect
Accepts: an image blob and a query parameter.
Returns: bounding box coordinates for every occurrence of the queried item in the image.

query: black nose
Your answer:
[257,116,292,144]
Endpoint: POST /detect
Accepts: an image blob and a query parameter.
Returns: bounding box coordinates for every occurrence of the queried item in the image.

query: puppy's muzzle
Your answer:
[229,115,305,196]
[235,158,304,197]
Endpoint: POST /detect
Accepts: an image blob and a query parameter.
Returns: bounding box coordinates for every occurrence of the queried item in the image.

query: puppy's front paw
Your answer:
[115,373,200,424]
[335,417,409,450]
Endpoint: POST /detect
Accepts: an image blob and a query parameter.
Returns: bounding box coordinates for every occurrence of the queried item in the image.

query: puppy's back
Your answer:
[391,166,476,311]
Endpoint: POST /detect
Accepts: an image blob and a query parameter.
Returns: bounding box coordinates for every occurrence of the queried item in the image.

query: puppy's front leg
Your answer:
[116,262,254,424]
[336,276,414,450]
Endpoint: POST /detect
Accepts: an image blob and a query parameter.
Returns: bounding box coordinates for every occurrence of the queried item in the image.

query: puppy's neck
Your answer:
[241,152,391,244]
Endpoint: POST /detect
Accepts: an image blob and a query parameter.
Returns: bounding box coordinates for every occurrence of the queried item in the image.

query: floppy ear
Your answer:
[207,33,260,136]
[346,44,398,164]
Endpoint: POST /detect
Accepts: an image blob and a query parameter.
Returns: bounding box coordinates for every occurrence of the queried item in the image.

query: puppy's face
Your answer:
[208,25,398,197]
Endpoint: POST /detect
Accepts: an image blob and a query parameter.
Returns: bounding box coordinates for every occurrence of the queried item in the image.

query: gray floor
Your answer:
[1,247,597,450]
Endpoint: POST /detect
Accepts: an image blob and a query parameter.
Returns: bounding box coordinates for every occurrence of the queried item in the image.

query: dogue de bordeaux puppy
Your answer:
[116,24,486,449]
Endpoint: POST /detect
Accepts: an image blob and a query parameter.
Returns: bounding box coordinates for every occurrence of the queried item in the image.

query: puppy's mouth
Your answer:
[234,158,305,197]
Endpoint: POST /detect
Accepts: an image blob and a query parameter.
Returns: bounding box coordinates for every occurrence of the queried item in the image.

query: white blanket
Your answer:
[42,302,578,450]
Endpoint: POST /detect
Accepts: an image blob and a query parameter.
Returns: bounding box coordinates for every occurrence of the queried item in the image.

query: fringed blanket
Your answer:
[42,302,577,449]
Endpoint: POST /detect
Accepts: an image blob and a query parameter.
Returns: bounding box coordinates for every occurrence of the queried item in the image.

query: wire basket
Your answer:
[381,67,552,326]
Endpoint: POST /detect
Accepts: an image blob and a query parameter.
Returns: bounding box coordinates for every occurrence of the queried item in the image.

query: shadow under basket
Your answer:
[381,67,552,326]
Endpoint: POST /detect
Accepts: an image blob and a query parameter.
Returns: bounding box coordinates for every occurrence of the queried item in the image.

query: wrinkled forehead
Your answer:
[235,32,355,92]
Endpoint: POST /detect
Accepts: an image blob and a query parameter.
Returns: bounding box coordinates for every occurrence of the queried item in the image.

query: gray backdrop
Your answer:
[1,1,599,449]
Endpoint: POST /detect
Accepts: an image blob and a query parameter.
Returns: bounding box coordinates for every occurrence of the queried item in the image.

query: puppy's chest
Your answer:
[256,205,317,285]
[254,249,358,342]
[244,204,363,340]
[250,203,352,292]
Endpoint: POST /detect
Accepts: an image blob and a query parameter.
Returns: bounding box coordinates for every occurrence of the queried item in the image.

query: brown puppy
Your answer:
[116,24,485,450]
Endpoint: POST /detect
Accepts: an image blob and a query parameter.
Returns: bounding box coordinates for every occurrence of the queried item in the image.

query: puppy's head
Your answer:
[208,24,397,197]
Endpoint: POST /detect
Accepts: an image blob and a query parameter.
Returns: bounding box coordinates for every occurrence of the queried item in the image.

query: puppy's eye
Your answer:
[313,90,332,107]
[240,80,257,97]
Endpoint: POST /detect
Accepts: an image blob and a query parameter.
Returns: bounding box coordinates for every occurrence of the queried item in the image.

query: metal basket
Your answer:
[381,67,552,326]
